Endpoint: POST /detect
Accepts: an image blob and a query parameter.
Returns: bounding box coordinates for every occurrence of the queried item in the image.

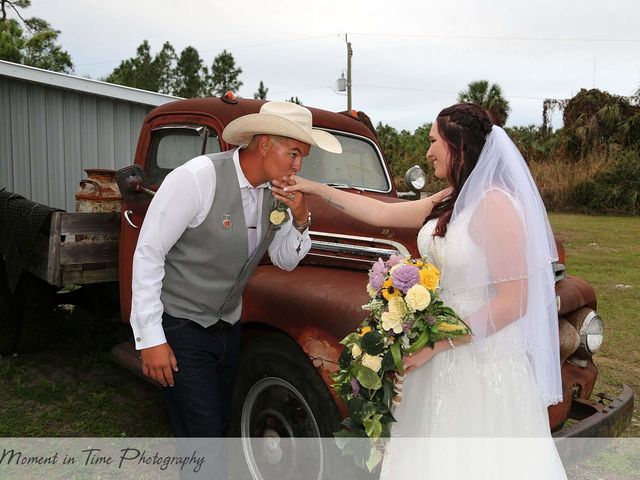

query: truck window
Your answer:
[300,133,390,192]
[146,126,221,185]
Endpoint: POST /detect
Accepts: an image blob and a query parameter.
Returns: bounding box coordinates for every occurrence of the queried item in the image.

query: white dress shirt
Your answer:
[130,148,311,349]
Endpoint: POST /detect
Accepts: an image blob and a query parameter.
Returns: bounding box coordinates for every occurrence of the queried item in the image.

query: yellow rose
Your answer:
[405,284,431,312]
[381,311,403,334]
[419,264,440,290]
[382,278,400,301]
[351,343,363,358]
[270,209,286,225]
[361,353,382,372]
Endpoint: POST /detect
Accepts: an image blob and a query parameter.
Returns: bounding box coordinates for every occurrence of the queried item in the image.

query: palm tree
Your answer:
[458,80,511,126]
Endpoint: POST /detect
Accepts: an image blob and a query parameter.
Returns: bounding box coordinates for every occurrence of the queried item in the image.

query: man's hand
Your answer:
[272,175,309,225]
[141,343,178,387]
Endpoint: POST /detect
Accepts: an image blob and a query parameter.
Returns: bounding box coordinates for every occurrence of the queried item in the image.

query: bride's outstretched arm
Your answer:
[272,175,450,229]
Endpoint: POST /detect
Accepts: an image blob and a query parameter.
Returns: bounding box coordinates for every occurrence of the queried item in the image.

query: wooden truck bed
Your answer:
[25,211,121,287]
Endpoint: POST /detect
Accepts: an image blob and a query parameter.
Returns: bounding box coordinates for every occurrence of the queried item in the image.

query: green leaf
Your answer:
[366,447,384,472]
[356,366,382,390]
[364,415,383,440]
[347,397,367,425]
[389,341,404,373]
[404,330,430,354]
[338,346,354,369]
[360,331,385,356]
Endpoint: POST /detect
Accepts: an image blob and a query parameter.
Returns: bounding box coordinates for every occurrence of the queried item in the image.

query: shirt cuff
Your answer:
[131,322,168,350]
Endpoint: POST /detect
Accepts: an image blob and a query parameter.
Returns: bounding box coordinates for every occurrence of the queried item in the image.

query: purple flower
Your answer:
[372,258,388,276]
[386,254,404,268]
[350,377,360,397]
[369,271,384,291]
[426,315,437,326]
[391,264,420,293]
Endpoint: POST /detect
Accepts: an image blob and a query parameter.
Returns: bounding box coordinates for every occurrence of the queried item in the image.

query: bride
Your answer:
[273,103,567,479]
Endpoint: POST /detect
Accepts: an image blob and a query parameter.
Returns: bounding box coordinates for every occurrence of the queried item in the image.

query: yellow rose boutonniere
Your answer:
[270,200,290,226]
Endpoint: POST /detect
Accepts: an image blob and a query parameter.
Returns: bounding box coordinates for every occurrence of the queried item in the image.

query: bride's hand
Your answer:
[403,345,438,374]
[272,175,320,196]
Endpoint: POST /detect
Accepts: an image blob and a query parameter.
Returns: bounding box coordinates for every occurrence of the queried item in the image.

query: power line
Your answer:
[351,32,640,43]
[75,34,340,67]
[355,84,551,101]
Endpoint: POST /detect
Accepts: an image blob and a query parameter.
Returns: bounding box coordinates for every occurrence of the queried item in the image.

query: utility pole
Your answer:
[346,34,353,110]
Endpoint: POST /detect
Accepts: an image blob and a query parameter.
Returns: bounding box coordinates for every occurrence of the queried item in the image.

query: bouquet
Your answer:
[332,254,471,471]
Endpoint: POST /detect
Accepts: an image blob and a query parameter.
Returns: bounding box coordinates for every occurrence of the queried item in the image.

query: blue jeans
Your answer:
[162,312,241,437]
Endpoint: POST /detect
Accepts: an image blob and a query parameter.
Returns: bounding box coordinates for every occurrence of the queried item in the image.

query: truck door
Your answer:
[116,125,221,323]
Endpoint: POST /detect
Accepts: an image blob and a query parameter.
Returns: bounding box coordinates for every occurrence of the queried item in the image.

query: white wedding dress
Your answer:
[379,218,567,479]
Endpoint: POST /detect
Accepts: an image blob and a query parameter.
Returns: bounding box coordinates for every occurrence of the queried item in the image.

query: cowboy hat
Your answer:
[222,101,342,154]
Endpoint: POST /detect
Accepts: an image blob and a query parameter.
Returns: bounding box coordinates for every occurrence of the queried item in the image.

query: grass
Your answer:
[0,305,172,437]
[0,213,637,443]
[549,213,640,438]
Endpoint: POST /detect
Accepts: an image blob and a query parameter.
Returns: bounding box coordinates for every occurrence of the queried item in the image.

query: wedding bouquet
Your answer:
[331,254,470,471]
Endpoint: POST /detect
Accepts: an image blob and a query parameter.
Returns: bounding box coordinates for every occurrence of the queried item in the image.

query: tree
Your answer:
[0,0,73,72]
[254,80,268,100]
[205,49,243,96]
[287,96,303,105]
[173,46,205,98]
[458,80,510,126]
[106,40,176,93]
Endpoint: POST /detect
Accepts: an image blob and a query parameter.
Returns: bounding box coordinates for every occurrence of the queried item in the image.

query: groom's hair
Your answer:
[424,103,493,237]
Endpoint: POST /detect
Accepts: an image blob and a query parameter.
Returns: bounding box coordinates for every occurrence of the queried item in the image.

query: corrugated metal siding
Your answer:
[0,76,155,211]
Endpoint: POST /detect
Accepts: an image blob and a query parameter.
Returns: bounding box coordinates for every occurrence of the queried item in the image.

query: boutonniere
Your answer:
[269,200,290,226]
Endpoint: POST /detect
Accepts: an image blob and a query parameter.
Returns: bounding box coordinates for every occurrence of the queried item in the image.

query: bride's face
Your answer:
[426,123,451,180]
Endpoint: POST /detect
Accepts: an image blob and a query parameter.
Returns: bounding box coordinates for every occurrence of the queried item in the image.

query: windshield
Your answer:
[299,133,390,192]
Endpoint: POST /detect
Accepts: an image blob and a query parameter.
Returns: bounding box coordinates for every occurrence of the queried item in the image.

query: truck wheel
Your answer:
[0,260,20,354]
[230,332,342,480]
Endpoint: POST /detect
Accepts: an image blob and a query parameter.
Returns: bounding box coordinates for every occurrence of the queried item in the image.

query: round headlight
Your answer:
[404,165,426,193]
[579,310,604,355]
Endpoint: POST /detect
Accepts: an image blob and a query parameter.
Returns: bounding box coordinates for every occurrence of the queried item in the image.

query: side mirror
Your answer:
[116,165,156,205]
[404,165,427,194]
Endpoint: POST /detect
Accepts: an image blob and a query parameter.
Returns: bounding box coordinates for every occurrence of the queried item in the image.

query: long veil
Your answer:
[440,125,563,407]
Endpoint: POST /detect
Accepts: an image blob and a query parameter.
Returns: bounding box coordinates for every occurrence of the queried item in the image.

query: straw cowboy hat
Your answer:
[222,101,342,154]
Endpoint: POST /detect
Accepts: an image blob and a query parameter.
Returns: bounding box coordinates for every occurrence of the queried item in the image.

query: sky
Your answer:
[22,0,640,132]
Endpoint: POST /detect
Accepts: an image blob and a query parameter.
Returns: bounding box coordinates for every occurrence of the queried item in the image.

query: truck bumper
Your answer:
[552,384,634,438]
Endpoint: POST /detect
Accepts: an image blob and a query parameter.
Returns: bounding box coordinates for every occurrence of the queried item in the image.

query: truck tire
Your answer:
[0,262,57,354]
[230,332,344,480]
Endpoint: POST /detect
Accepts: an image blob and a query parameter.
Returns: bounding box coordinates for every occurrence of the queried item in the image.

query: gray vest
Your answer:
[160,150,277,326]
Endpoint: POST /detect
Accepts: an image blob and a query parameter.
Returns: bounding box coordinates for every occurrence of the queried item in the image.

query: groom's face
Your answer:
[427,123,451,180]
[261,135,311,180]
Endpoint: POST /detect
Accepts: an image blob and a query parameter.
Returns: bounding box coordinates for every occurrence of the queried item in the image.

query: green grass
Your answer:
[549,213,640,438]
[0,305,172,437]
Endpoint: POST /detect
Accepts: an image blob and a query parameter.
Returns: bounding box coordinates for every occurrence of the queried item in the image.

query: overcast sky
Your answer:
[23,0,640,131]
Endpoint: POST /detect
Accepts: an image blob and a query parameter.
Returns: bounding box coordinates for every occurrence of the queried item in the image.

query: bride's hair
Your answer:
[425,103,494,237]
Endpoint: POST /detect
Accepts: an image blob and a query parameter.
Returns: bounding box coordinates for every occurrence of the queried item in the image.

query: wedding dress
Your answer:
[376,126,566,478]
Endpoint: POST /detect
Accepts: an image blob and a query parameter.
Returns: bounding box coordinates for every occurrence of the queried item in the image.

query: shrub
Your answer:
[569,149,640,215]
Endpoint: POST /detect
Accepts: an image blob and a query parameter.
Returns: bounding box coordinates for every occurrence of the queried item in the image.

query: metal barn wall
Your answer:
[0,61,179,211]
[0,76,151,211]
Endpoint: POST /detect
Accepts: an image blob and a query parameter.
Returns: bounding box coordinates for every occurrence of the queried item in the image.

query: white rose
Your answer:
[388,296,407,317]
[405,284,431,312]
[381,311,403,334]
[351,343,362,358]
[361,353,382,372]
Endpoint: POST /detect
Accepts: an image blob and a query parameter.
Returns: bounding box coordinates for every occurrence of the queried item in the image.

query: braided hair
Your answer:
[425,103,494,237]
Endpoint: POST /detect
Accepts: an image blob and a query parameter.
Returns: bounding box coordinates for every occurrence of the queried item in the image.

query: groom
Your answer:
[129,101,342,437]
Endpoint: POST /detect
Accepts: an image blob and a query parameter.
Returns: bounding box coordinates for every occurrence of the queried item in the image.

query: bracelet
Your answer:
[293,211,312,233]
[447,337,456,349]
